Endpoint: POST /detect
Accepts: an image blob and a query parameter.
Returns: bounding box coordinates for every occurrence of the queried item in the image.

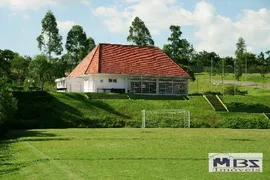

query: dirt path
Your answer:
[213,80,270,89]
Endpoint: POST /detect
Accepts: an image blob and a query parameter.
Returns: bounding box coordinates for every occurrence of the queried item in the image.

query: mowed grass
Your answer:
[189,73,270,95]
[1,129,270,180]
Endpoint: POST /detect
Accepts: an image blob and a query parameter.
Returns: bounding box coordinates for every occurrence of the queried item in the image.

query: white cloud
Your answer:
[93,0,270,56]
[0,0,89,10]
[57,21,77,32]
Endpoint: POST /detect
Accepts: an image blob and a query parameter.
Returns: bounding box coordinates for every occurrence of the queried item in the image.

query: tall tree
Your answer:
[37,10,63,59]
[11,55,31,85]
[0,52,11,88]
[65,25,94,66]
[1,49,15,62]
[127,17,154,46]
[266,50,270,61]
[234,37,247,80]
[255,52,269,78]
[163,25,195,81]
[163,25,194,66]
[28,55,51,91]
[86,37,96,52]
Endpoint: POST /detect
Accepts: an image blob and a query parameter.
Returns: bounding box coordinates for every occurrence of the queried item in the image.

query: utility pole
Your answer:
[197,79,199,93]
[222,58,224,96]
[245,57,247,91]
[234,57,236,95]
[211,57,213,92]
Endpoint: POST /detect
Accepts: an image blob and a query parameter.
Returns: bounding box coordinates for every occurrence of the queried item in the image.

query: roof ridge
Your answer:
[84,45,100,75]
[98,43,157,48]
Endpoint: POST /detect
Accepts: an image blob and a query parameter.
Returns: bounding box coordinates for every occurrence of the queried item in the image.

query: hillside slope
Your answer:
[12,92,269,129]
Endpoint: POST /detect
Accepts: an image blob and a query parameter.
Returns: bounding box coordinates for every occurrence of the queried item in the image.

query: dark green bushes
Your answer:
[221,117,269,129]
[0,91,17,137]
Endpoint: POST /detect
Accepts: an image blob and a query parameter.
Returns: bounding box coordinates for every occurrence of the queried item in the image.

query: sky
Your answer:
[0,0,269,57]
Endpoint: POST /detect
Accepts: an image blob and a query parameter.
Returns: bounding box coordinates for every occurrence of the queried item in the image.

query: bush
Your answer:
[0,91,17,137]
[221,117,269,129]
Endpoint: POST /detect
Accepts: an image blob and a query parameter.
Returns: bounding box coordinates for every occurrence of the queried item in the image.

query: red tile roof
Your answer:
[68,43,189,78]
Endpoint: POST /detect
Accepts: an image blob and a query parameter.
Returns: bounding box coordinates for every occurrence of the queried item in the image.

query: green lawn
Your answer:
[12,92,270,129]
[189,73,270,95]
[1,129,269,179]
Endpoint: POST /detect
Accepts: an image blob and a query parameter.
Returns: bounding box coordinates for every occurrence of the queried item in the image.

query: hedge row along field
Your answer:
[12,92,270,129]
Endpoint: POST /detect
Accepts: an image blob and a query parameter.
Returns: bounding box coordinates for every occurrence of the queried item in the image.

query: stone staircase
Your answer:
[204,95,228,112]
[263,113,270,119]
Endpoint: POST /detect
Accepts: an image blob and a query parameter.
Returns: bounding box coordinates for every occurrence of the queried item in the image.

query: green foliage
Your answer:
[234,37,248,80]
[221,117,269,129]
[37,10,63,57]
[10,55,31,85]
[255,52,269,77]
[66,25,95,66]
[0,91,17,137]
[28,55,51,91]
[127,16,154,46]
[163,25,194,65]
[163,25,195,81]
[87,37,96,52]
[0,53,11,88]
[0,49,15,62]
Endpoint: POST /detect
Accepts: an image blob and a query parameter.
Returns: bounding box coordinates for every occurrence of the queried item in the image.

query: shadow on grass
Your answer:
[228,138,255,142]
[64,93,130,119]
[0,129,59,177]
[227,102,270,113]
[85,92,188,100]
[13,92,84,129]
[2,129,58,140]
[13,92,131,129]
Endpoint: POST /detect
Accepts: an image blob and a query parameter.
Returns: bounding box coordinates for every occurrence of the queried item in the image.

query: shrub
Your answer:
[221,117,269,129]
[0,91,17,137]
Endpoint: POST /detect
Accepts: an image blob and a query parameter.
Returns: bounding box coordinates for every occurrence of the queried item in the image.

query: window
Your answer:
[100,79,103,83]
[109,79,117,83]
[159,82,173,94]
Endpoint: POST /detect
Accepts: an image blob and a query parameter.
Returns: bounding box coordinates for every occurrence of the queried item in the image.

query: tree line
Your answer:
[127,17,270,82]
[1,11,270,92]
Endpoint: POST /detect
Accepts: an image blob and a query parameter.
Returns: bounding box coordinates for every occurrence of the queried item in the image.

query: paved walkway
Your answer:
[213,80,270,89]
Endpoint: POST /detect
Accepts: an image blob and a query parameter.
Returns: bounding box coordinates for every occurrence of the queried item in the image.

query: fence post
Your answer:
[142,110,146,128]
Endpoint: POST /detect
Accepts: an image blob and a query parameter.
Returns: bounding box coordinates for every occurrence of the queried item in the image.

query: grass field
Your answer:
[1,129,269,179]
[189,73,270,95]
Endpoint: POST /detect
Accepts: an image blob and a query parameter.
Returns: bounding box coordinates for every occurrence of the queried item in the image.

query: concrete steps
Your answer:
[204,95,228,112]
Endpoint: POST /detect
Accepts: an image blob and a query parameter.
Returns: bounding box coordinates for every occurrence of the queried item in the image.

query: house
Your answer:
[55,43,190,95]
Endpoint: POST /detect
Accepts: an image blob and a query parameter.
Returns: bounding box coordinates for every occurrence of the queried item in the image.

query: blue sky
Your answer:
[0,0,269,57]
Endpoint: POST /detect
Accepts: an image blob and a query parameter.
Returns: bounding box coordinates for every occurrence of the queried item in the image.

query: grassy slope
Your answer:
[1,129,269,180]
[12,92,269,129]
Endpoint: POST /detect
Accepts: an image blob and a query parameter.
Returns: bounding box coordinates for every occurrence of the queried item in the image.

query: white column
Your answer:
[125,77,128,93]
[156,78,159,95]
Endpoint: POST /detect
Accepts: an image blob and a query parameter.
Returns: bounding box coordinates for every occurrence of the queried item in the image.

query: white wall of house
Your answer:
[66,78,84,92]
[56,74,189,95]
[93,75,126,92]
[62,74,126,93]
